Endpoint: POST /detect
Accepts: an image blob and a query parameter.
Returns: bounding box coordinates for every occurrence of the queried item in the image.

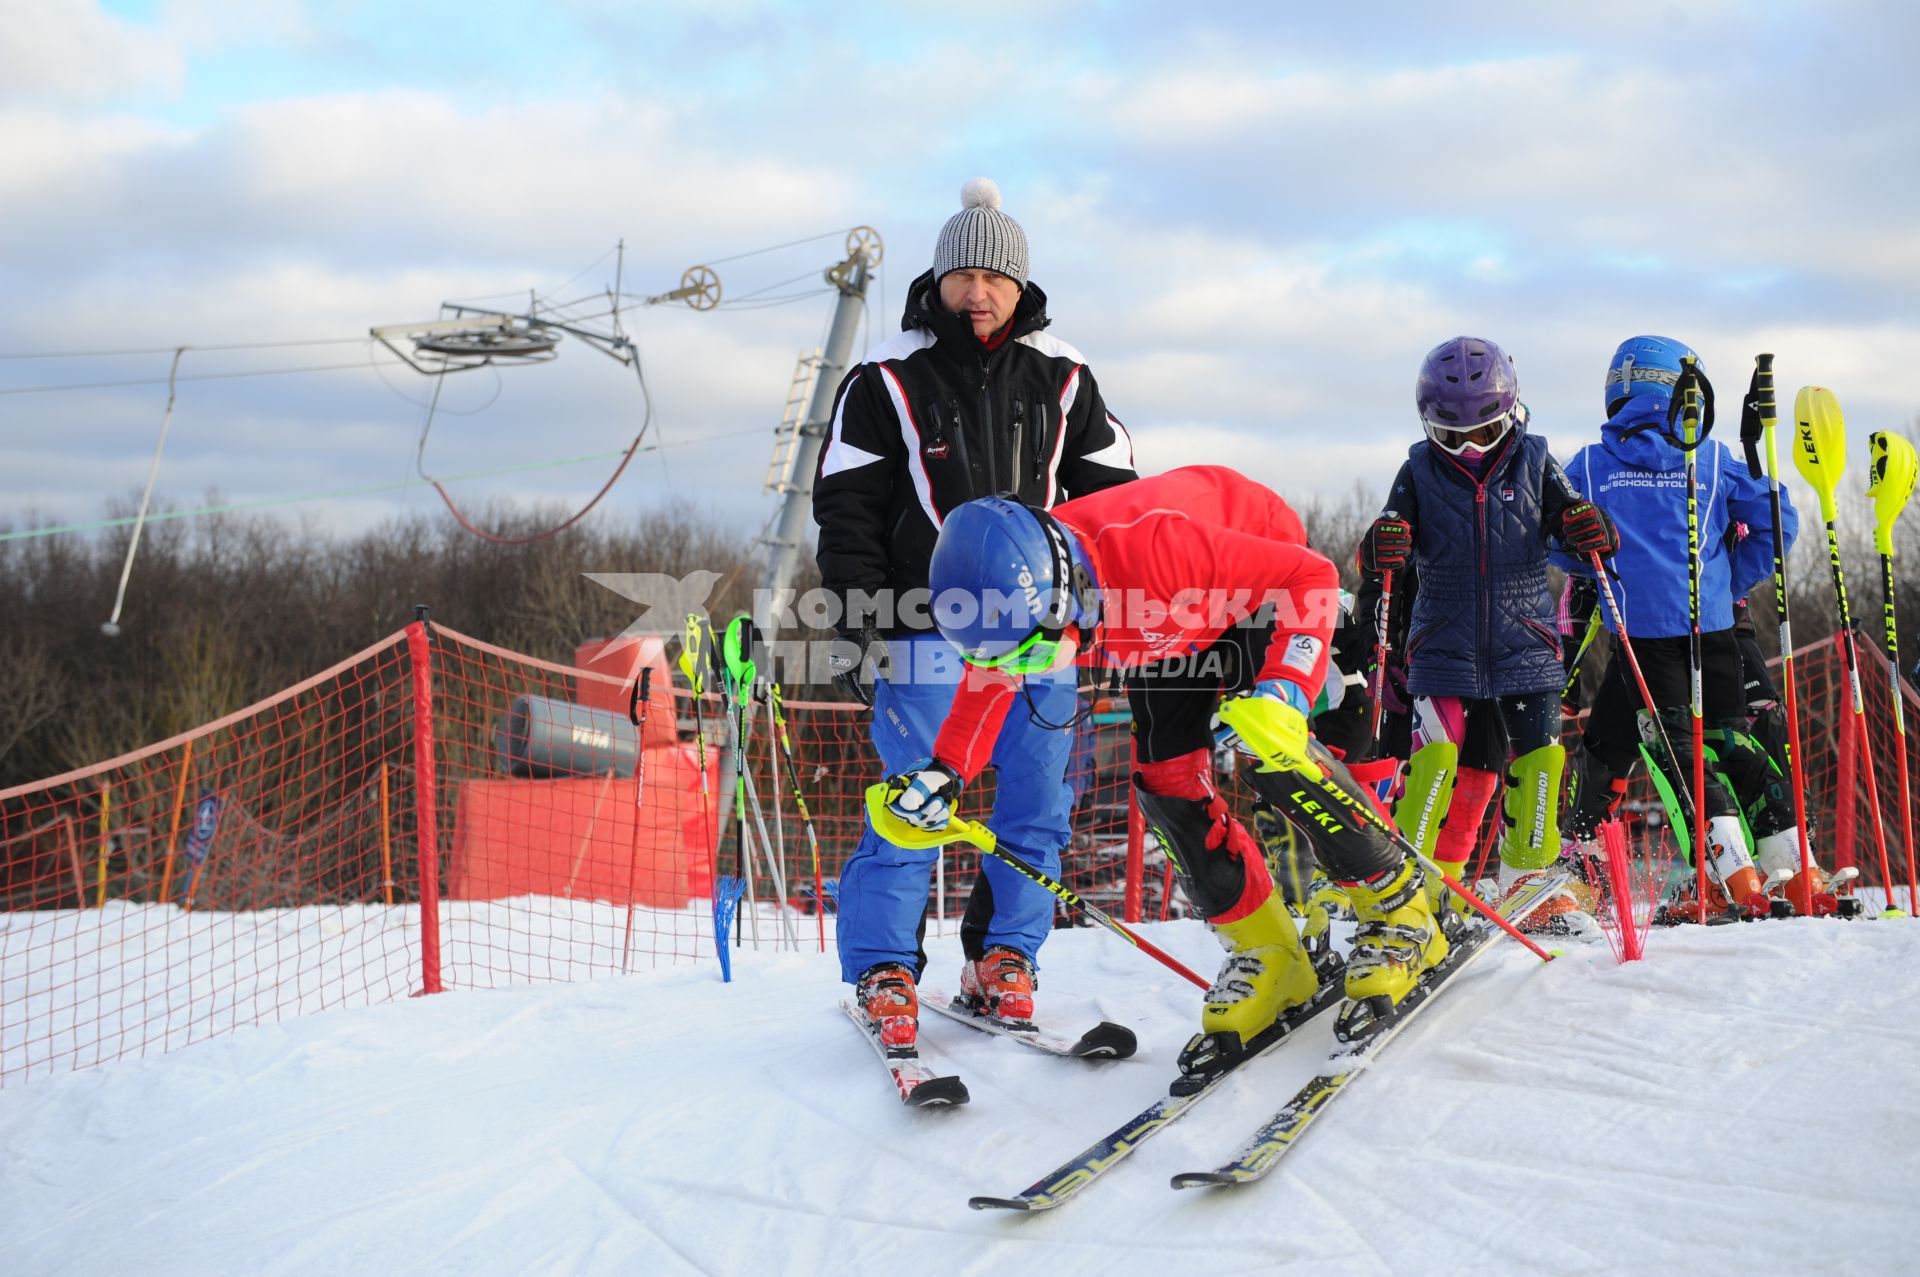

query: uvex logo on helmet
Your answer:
[1016,566,1042,616]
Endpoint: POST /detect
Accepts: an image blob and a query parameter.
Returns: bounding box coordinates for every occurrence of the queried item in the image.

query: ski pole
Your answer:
[1792,386,1901,915]
[724,615,796,946]
[679,613,732,974]
[1587,551,1716,884]
[1675,356,1713,921]
[768,681,828,953]
[620,667,653,975]
[710,614,769,947]
[1369,566,1394,748]
[864,783,1212,990]
[1213,698,1555,962]
[1867,429,1918,913]
[1587,554,1692,775]
[1740,354,1818,899]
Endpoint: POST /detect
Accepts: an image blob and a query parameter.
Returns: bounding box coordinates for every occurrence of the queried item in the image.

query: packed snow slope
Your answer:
[5,913,1920,1276]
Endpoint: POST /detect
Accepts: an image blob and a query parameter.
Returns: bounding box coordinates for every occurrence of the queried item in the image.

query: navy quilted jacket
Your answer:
[1380,422,1584,699]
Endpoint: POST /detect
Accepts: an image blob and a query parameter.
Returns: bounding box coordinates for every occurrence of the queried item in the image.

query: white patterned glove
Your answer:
[884,759,962,831]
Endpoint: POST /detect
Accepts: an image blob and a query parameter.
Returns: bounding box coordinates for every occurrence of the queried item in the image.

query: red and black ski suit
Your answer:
[931,465,1386,926]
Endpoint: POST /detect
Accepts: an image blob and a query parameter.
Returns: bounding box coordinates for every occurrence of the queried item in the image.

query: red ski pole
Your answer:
[1588,551,1712,905]
[1369,568,1394,747]
[1795,388,1901,915]
[1867,430,1918,913]
[1741,354,1819,904]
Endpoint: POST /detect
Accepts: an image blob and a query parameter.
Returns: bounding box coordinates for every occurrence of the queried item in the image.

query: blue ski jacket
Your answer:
[1554,397,1798,640]
[1385,419,1584,699]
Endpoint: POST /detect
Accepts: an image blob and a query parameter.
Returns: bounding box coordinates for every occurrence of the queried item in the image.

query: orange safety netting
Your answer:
[2,622,1913,1086]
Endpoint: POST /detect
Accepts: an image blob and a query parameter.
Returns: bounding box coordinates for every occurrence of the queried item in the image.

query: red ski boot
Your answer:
[854,963,920,1055]
[960,946,1037,1025]
[1781,864,1840,917]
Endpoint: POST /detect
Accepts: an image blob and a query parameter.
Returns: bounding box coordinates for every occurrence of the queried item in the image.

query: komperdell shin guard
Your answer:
[1501,744,1566,872]
[1392,741,1458,864]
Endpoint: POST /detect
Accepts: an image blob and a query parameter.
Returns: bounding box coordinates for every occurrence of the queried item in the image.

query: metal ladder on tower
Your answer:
[764,348,823,495]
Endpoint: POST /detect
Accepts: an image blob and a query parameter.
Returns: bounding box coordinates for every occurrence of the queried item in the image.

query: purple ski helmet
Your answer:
[1415,336,1519,457]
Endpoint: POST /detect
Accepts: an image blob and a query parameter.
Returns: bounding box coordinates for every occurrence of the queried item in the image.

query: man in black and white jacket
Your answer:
[814,178,1136,1049]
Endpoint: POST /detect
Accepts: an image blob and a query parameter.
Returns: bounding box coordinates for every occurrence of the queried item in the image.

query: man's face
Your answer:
[938,268,1021,340]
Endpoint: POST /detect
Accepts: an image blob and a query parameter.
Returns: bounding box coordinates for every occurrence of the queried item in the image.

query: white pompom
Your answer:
[960,177,1002,210]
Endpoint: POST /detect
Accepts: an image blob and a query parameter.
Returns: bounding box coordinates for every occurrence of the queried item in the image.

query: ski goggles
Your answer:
[1422,409,1515,454]
[961,627,1074,676]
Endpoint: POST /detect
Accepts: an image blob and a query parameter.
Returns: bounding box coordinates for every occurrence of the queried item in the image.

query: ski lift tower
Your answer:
[757,228,882,643]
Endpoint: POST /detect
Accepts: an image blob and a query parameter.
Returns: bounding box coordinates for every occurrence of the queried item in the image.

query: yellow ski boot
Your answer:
[1175,891,1322,1092]
[1203,892,1321,1044]
[1338,858,1450,1040]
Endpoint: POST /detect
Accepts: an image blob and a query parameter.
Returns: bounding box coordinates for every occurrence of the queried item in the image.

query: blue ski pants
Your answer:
[836,633,1078,984]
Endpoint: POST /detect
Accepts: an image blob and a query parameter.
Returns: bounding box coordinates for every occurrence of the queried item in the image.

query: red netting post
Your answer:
[1124,785,1144,924]
[408,609,444,996]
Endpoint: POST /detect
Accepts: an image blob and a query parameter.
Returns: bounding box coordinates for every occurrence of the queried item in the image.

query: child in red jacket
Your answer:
[885,465,1448,1077]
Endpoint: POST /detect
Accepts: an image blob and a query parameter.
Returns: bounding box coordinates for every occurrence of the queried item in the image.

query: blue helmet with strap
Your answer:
[928,497,1099,671]
[1605,335,1699,416]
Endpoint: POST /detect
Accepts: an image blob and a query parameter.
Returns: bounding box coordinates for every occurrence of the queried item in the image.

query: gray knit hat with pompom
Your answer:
[931,178,1028,288]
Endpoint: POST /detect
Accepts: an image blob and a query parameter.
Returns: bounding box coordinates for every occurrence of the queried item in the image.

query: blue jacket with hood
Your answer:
[1554,396,1797,639]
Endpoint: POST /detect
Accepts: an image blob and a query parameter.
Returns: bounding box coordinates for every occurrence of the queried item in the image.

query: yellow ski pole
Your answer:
[1867,430,1918,913]
[1793,387,1900,914]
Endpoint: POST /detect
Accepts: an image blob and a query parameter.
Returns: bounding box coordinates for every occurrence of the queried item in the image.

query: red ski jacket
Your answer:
[932,465,1341,779]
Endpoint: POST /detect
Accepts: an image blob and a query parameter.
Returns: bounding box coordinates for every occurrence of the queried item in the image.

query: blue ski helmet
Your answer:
[1605,335,1699,416]
[1415,337,1519,456]
[928,497,1099,671]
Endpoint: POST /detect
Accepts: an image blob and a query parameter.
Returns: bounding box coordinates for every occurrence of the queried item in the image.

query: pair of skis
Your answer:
[967,868,1571,1212]
[842,990,1139,1109]
[1650,865,1865,926]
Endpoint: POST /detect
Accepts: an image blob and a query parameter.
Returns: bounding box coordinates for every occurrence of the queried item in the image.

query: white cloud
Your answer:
[4,6,1917,547]
[0,107,191,204]
[0,1,184,104]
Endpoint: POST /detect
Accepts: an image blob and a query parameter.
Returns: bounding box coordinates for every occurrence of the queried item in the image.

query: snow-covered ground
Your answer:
[4,909,1919,1276]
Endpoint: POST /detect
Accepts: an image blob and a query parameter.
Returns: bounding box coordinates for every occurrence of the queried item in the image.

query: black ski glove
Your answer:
[1558,502,1620,556]
[1359,516,1413,573]
[830,620,882,707]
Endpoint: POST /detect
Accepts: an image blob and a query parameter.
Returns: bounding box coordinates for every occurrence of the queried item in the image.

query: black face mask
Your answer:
[1612,363,1717,453]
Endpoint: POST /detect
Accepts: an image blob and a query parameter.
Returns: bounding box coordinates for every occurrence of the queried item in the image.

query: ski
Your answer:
[1653,865,1866,925]
[840,1001,969,1108]
[1169,870,1571,1191]
[921,987,1137,1060]
[966,969,1345,1213]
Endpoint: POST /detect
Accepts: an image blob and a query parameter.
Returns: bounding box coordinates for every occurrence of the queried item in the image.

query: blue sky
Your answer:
[4,1,1917,547]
